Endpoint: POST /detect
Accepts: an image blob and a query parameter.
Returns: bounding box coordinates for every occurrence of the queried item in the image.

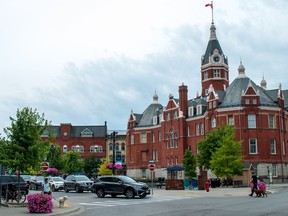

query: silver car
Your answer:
[49,176,65,191]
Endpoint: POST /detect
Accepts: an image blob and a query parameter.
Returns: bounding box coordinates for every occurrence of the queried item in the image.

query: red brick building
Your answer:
[126,22,288,183]
[43,122,107,159]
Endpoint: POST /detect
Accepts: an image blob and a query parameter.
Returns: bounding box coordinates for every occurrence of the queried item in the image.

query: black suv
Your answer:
[64,175,93,193]
[92,175,150,199]
[29,175,44,190]
[0,175,29,195]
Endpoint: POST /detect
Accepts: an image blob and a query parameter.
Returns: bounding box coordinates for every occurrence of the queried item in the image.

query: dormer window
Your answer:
[81,128,93,137]
[188,107,194,116]
[197,105,202,115]
[153,116,158,125]
[41,130,49,138]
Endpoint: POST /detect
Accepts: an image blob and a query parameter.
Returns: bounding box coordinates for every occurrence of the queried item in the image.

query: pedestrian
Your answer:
[249,173,258,196]
[205,179,210,192]
[43,177,52,195]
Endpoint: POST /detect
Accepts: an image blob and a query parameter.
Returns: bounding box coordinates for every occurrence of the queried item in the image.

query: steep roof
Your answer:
[202,22,228,65]
[136,103,163,127]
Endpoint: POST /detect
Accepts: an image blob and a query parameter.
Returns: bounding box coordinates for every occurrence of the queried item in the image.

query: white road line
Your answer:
[80,196,193,209]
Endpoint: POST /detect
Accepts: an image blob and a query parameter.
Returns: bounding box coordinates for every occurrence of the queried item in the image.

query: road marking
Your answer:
[79,196,194,209]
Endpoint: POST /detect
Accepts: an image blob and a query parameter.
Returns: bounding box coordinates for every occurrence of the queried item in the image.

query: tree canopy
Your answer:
[62,151,84,174]
[0,107,50,173]
[183,149,197,189]
[197,125,242,178]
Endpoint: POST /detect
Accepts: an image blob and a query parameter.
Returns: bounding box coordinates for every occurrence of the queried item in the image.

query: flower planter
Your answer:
[27,193,53,213]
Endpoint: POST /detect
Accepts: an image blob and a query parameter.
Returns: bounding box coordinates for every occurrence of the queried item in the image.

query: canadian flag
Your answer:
[205,3,213,9]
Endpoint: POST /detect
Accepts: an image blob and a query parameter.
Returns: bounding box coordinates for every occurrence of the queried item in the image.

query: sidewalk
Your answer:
[1,183,287,216]
[0,200,83,216]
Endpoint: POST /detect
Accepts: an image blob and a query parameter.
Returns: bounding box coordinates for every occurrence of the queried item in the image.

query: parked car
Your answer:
[48,176,65,191]
[0,175,29,195]
[29,175,44,190]
[64,175,93,193]
[20,174,32,184]
[92,175,150,199]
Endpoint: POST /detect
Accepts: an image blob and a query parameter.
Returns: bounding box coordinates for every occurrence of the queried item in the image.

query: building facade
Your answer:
[126,22,288,182]
[106,130,127,174]
[43,122,107,159]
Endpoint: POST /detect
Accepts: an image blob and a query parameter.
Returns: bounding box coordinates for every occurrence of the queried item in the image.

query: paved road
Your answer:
[1,184,287,216]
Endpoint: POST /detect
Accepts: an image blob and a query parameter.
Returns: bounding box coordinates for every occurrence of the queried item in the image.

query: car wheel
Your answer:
[64,186,69,193]
[96,188,105,198]
[76,186,81,193]
[125,189,134,199]
[111,194,117,198]
[139,194,146,198]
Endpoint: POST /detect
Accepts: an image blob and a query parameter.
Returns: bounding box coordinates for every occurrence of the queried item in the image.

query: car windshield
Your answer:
[21,175,31,181]
[75,176,90,181]
[52,177,64,182]
[36,176,44,181]
[121,176,137,183]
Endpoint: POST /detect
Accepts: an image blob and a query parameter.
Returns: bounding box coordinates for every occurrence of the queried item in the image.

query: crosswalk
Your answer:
[79,196,195,209]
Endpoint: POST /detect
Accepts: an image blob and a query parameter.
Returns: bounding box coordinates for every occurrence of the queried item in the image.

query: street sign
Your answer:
[41,162,49,171]
[149,164,155,171]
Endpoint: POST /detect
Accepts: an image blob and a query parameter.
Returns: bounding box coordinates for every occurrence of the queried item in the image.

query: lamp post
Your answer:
[112,131,117,175]
[49,145,55,168]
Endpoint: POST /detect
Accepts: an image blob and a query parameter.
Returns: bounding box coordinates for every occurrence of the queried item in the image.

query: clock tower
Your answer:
[200,22,229,97]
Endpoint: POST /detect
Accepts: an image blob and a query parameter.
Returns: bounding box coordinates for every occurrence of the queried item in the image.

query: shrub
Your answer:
[27,193,53,213]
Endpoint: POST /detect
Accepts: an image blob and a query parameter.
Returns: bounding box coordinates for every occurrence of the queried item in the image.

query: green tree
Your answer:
[84,156,102,177]
[0,107,50,173]
[210,128,243,179]
[98,157,112,175]
[197,124,234,170]
[62,151,84,174]
[46,144,65,171]
[183,149,197,190]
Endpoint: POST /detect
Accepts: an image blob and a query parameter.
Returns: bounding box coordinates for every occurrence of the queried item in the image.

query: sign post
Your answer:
[148,162,155,195]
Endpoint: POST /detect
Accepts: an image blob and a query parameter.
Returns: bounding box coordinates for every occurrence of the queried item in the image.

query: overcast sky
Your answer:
[1,0,288,134]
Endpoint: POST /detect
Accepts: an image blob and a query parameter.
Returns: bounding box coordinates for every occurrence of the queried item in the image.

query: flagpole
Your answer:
[211,1,214,23]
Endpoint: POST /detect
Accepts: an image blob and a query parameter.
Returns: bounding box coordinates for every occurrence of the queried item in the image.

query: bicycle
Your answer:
[1,185,26,203]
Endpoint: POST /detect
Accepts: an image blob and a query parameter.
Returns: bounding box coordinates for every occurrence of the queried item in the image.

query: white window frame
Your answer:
[131,134,134,144]
[197,105,202,115]
[63,145,67,153]
[228,115,234,125]
[196,124,200,136]
[269,115,275,128]
[188,107,194,116]
[213,69,220,78]
[204,71,208,80]
[270,139,276,154]
[248,114,256,128]
[249,138,257,154]
[140,132,147,143]
[211,118,216,128]
[200,123,204,135]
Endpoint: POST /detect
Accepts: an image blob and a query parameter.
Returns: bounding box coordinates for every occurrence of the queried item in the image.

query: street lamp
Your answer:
[112,131,118,175]
[49,145,55,167]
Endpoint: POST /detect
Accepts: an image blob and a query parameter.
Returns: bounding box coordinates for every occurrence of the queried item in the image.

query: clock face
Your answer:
[213,55,220,62]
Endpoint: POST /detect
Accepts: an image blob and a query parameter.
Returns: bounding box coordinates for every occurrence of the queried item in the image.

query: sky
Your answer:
[0,0,288,135]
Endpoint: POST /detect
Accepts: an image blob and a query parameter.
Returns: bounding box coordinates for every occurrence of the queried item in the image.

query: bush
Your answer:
[27,193,53,213]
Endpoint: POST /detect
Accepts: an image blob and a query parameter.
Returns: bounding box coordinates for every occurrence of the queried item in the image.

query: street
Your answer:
[47,186,288,216]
